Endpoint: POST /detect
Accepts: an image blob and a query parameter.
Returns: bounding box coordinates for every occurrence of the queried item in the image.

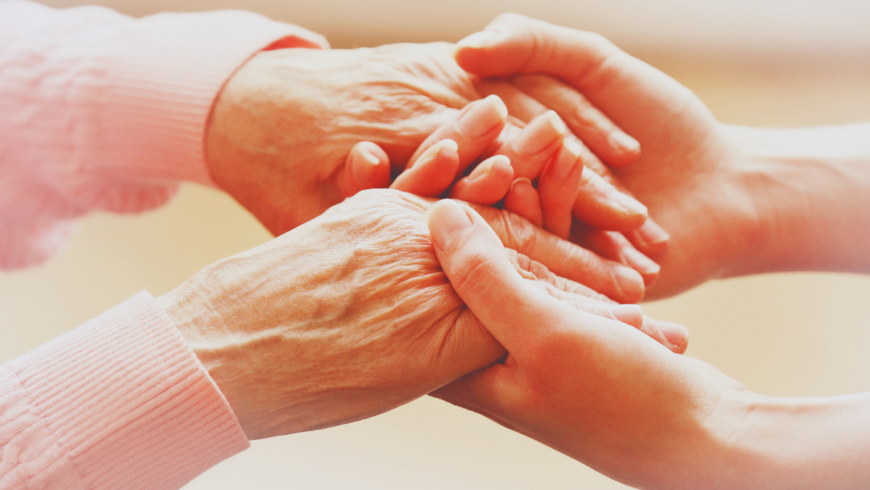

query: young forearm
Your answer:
[706,391,870,489]
[721,123,870,275]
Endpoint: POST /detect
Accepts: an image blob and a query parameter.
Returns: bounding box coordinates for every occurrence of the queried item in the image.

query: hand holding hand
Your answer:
[207,42,642,236]
[157,189,675,440]
[455,15,765,298]
[206,43,479,234]
[350,96,658,301]
[424,199,751,489]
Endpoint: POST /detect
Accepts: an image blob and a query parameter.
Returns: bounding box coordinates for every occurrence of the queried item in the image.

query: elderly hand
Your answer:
[157,189,679,440]
[455,15,765,298]
[206,42,651,238]
[350,96,658,302]
[206,42,477,234]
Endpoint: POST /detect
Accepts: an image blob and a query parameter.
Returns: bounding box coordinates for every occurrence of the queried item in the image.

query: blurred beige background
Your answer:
[3,1,870,488]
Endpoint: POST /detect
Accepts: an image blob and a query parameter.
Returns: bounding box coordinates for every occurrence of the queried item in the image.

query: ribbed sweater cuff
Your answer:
[99,11,328,187]
[4,291,249,489]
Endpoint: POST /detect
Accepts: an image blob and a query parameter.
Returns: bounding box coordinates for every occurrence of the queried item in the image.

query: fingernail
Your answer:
[457,30,500,49]
[414,139,458,169]
[548,139,581,181]
[427,200,473,250]
[622,245,660,275]
[352,146,381,184]
[359,147,380,165]
[456,95,508,138]
[657,321,688,352]
[612,191,648,217]
[614,265,644,301]
[637,219,670,247]
[469,155,510,180]
[514,111,565,155]
[609,304,643,327]
[509,177,533,192]
[491,154,512,171]
[611,131,640,153]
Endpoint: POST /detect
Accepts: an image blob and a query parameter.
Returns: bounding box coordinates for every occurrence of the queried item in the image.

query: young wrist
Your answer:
[716,124,830,277]
[707,392,870,488]
[685,386,772,489]
[672,125,770,282]
[722,123,870,274]
[710,140,778,278]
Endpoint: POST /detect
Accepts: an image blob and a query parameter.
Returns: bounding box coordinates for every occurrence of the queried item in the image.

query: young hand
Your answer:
[454,15,763,298]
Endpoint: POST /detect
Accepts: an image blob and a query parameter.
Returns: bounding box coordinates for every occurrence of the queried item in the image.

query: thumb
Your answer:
[454,13,620,87]
[426,200,550,350]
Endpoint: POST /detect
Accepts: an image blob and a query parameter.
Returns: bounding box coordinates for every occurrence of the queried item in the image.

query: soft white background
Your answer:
[3,1,870,488]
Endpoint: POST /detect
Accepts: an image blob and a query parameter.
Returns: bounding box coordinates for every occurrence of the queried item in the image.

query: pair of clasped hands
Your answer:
[165,13,778,490]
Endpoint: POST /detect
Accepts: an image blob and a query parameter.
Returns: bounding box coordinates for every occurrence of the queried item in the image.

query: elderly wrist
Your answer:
[156,266,258,437]
[156,284,217,357]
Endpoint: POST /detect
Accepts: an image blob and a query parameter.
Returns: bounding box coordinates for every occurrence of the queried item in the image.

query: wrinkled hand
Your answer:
[206,43,479,234]
[206,41,652,241]
[352,96,654,302]
[157,189,673,440]
[456,15,763,298]
[424,199,754,490]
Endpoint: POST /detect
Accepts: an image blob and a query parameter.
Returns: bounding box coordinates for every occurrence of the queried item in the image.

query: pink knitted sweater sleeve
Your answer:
[0,292,250,489]
[0,0,328,269]
[0,1,331,486]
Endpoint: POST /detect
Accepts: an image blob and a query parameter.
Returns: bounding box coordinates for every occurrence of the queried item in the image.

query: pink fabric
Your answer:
[0,292,250,489]
[0,0,328,269]
[0,2,331,487]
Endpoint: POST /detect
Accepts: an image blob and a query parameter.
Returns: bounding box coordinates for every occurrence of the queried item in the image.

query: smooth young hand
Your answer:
[428,197,870,490]
[454,15,765,298]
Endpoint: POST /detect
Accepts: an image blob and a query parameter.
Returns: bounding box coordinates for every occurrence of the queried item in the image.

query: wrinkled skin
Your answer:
[159,189,640,440]
[206,43,481,235]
